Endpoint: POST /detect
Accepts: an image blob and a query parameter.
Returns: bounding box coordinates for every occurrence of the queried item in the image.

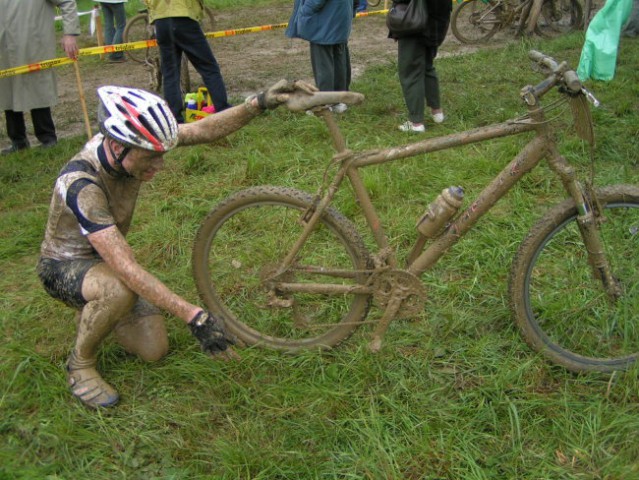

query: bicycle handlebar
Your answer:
[528,50,582,94]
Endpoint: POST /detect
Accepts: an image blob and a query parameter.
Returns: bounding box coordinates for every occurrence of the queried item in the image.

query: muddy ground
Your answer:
[1,5,492,145]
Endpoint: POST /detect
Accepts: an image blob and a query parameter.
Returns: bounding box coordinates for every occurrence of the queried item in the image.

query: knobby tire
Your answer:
[510,185,639,373]
[451,0,503,44]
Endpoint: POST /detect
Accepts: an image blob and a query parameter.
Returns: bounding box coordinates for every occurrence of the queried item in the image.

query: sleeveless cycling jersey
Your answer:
[40,135,141,261]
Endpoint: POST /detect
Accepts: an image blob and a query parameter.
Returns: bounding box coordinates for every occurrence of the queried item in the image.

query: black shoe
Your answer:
[40,140,58,149]
[1,142,30,155]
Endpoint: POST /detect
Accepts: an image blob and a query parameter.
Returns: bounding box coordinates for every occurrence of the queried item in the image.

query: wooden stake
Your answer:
[73,61,93,140]
[94,6,105,60]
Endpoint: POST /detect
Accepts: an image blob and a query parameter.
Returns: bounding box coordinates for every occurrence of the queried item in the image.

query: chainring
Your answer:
[372,270,426,319]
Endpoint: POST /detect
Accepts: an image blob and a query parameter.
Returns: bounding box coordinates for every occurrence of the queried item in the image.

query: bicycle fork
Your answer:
[545,145,622,300]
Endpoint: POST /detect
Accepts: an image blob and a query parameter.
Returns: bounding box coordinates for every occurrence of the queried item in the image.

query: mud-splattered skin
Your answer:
[177,101,260,146]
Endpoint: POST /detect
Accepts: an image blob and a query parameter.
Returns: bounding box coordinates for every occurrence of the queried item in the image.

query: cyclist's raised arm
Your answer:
[177,80,366,146]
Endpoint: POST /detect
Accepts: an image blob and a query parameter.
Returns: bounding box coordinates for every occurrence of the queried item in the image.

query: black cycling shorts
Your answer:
[37,257,101,309]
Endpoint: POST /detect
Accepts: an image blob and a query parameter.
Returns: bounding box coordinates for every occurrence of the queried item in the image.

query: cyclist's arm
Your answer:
[88,225,202,323]
[176,97,261,147]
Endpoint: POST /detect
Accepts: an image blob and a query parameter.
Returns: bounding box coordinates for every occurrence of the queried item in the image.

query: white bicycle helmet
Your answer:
[97,86,179,152]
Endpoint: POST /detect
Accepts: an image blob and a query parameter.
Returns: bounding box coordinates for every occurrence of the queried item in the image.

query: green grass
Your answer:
[2,32,639,478]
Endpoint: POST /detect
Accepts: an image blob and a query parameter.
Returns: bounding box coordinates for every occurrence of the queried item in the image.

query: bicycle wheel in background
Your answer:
[451,0,503,44]
[537,0,583,36]
[123,12,156,64]
[367,0,382,7]
[509,185,639,373]
[192,186,373,352]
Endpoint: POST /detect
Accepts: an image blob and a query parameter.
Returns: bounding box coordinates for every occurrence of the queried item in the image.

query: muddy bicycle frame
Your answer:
[270,51,611,351]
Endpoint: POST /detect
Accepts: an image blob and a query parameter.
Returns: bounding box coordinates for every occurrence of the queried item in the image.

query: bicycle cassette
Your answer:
[372,270,426,319]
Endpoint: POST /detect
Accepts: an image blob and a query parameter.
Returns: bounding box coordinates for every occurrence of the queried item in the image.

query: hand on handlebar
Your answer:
[255,79,319,109]
[253,79,366,113]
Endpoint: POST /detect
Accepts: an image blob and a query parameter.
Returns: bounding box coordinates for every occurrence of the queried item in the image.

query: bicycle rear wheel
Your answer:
[451,0,503,44]
[123,12,156,64]
[510,185,639,373]
[192,186,373,352]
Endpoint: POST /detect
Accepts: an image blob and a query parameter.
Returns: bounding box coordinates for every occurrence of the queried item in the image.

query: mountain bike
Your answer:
[122,6,216,92]
[451,0,583,44]
[192,51,639,374]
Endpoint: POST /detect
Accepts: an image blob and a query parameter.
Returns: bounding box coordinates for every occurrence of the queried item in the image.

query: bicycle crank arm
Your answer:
[369,295,403,353]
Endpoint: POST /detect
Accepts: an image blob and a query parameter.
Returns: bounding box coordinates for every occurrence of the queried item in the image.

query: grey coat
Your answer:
[0,0,80,111]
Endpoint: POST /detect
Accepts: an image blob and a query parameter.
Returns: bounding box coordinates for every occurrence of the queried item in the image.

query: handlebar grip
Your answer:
[529,50,582,93]
[529,50,558,71]
[563,70,582,93]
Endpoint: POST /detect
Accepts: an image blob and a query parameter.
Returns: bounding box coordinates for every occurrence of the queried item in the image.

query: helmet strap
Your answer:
[106,138,132,176]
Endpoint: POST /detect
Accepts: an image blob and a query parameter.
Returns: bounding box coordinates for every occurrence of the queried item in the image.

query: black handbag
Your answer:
[386,0,429,38]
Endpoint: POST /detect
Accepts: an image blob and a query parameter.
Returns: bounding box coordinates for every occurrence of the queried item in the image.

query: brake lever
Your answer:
[581,87,600,107]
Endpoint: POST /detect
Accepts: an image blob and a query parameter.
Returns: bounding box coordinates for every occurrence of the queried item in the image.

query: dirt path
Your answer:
[1,5,484,145]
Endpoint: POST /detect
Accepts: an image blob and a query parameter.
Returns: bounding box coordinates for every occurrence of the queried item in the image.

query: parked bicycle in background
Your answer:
[451,0,583,44]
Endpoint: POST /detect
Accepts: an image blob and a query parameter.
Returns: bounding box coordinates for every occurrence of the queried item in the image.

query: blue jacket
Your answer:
[285,0,354,45]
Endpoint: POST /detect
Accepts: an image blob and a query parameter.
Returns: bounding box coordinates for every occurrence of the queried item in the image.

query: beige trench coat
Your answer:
[0,0,80,112]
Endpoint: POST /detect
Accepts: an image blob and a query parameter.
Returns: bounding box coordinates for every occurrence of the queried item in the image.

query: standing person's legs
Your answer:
[398,37,426,124]
[423,46,442,114]
[31,107,57,146]
[110,3,127,61]
[332,43,351,92]
[309,43,336,91]
[176,17,231,112]
[154,17,186,123]
[101,3,116,48]
[3,110,30,153]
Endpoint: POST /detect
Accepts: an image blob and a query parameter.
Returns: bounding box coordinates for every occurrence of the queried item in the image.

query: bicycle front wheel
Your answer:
[451,0,503,44]
[510,185,639,373]
[192,186,373,352]
[123,12,156,64]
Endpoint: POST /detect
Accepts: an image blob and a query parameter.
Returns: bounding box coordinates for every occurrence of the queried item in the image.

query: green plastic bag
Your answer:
[577,0,633,81]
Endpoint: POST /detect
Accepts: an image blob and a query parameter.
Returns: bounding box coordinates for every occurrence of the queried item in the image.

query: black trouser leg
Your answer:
[31,107,57,145]
[4,110,30,147]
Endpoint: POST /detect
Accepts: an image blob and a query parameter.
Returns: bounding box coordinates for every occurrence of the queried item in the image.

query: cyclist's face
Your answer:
[123,148,165,181]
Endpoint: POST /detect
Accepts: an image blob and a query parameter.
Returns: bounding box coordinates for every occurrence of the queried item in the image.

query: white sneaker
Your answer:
[330,103,348,113]
[432,112,445,124]
[398,121,425,133]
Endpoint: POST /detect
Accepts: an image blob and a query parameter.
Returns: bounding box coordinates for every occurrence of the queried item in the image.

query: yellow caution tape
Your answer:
[0,10,388,79]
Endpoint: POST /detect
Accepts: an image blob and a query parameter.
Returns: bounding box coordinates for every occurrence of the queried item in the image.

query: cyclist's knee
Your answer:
[114,310,169,362]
